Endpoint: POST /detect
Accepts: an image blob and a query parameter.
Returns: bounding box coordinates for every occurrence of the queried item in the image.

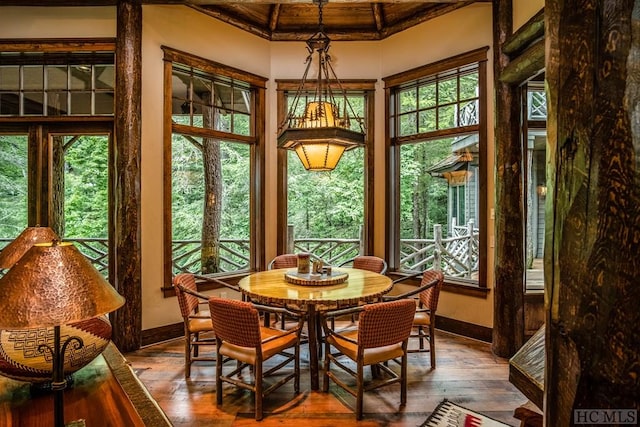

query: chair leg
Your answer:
[255,362,263,421]
[184,332,192,378]
[356,362,364,420]
[322,340,330,392]
[216,349,223,405]
[400,354,407,406]
[430,324,436,368]
[294,342,300,393]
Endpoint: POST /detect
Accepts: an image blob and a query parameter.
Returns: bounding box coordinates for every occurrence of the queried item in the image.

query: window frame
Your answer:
[384,47,489,290]
[275,79,376,257]
[162,46,266,296]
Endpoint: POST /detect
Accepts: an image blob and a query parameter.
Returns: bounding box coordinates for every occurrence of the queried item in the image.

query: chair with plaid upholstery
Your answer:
[173,273,216,378]
[320,299,416,420]
[337,255,387,274]
[333,255,388,328]
[208,296,304,421]
[267,253,298,270]
[383,269,444,368]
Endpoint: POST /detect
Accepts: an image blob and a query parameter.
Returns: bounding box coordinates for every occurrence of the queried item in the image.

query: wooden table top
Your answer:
[238,267,393,307]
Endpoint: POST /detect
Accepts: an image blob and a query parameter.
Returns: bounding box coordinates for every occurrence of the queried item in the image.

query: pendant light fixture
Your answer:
[277,0,366,172]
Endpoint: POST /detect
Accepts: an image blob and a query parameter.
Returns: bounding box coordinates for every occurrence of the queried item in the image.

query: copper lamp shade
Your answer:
[0,226,59,270]
[0,241,125,329]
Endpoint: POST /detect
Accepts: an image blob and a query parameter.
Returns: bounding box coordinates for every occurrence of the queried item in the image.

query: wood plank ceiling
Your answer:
[187,0,484,41]
[7,0,486,41]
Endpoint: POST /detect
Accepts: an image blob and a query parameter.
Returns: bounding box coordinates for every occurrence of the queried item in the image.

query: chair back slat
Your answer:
[173,273,199,317]
[357,299,415,348]
[352,255,387,274]
[268,254,298,270]
[208,297,261,347]
[419,270,444,311]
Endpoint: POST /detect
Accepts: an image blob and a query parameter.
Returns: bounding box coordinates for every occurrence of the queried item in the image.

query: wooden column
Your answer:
[492,0,525,358]
[545,1,640,424]
[112,0,142,352]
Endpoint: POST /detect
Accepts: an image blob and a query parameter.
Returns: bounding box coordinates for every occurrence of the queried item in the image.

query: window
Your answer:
[163,47,266,293]
[384,48,488,286]
[0,41,115,278]
[523,79,547,293]
[276,81,375,264]
[0,54,114,116]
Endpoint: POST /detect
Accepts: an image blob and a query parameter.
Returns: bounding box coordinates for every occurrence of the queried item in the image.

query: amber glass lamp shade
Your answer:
[276,2,365,172]
[0,226,59,270]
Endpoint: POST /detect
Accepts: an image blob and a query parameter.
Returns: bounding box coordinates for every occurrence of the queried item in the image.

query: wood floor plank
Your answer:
[125,330,527,426]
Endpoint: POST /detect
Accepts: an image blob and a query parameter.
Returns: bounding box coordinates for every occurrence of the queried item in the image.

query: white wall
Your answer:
[0,1,544,332]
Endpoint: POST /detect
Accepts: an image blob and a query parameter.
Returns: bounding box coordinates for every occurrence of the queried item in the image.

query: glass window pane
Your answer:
[47,66,68,90]
[0,134,28,242]
[172,70,190,104]
[172,115,190,126]
[437,77,457,104]
[399,136,479,278]
[95,65,114,90]
[418,109,436,133]
[95,92,114,115]
[171,135,251,274]
[63,135,109,239]
[399,112,417,136]
[233,113,251,136]
[459,100,478,126]
[23,92,44,115]
[398,87,416,114]
[23,66,44,91]
[438,105,456,129]
[459,73,478,100]
[233,87,250,114]
[215,109,231,132]
[70,65,92,90]
[70,92,92,114]
[47,91,67,115]
[192,76,213,105]
[0,93,19,115]
[418,83,436,109]
[0,66,19,90]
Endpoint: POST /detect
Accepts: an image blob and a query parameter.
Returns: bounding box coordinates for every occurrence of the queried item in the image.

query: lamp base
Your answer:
[0,316,111,383]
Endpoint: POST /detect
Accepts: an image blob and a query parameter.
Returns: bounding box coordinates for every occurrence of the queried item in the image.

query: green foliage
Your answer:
[399,139,451,239]
[64,136,109,238]
[172,135,250,241]
[0,135,28,240]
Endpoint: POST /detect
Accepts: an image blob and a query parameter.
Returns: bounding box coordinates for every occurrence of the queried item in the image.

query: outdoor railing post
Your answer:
[358,225,364,255]
[467,219,474,277]
[287,225,295,253]
[434,224,442,271]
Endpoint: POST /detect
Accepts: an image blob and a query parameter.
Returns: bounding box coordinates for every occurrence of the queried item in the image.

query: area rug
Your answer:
[422,399,512,427]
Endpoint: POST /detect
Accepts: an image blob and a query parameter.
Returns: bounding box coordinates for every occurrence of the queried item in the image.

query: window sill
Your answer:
[388,273,490,299]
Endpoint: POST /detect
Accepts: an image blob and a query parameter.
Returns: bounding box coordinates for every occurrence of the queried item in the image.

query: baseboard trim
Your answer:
[435,315,493,343]
[141,322,183,347]
[141,316,493,347]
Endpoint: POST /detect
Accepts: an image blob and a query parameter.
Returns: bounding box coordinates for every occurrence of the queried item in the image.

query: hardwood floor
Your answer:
[125,330,527,426]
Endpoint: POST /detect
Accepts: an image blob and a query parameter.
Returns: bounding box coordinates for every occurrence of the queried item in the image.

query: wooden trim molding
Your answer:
[436,315,493,343]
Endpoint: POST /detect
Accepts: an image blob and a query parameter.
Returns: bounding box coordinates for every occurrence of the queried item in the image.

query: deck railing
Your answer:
[0,220,480,279]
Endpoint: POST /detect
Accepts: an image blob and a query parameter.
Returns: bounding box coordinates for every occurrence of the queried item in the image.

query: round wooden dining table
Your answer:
[238,267,393,391]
